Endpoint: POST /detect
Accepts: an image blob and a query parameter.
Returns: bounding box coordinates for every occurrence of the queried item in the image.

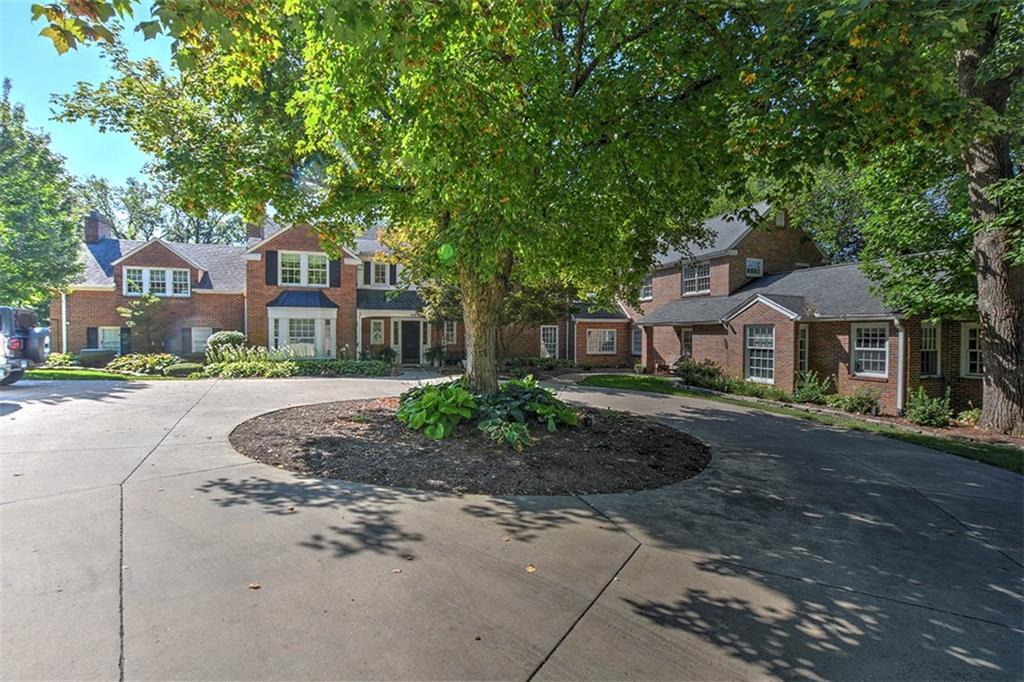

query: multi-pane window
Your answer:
[172,270,190,296]
[961,323,984,377]
[288,318,316,346]
[798,325,809,373]
[631,327,642,356]
[191,327,213,353]
[639,274,653,300]
[745,325,775,383]
[307,254,328,286]
[683,262,711,294]
[680,329,693,358]
[444,321,457,345]
[852,324,889,377]
[123,267,189,296]
[148,269,167,295]
[540,325,559,358]
[586,329,617,354]
[370,320,384,345]
[99,327,121,352]
[280,253,303,285]
[920,323,940,377]
[373,262,389,285]
[745,258,764,277]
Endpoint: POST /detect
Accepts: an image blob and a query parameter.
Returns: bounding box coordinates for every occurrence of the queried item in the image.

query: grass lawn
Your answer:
[25,368,176,382]
[579,374,1024,475]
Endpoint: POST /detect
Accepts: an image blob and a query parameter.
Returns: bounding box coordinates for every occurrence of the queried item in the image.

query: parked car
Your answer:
[0,307,50,385]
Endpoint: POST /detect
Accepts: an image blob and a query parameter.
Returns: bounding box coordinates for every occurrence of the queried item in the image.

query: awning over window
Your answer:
[266,291,338,308]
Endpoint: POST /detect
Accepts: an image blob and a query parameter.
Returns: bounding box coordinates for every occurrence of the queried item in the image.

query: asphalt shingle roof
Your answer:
[639,262,893,325]
[356,289,425,311]
[77,238,247,292]
[571,302,629,320]
[266,291,338,308]
[656,201,770,267]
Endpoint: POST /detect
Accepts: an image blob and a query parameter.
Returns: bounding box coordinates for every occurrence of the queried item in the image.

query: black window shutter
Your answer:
[389,264,397,286]
[330,258,342,287]
[86,327,98,349]
[120,327,132,354]
[363,261,371,285]
[180,328,191,354]
[265,250,278,285]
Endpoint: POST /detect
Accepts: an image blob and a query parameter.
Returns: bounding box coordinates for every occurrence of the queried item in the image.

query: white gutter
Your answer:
[60,293,68,353]
[894,318,905,414]
[243,294,248,336]
[573,320,578,364]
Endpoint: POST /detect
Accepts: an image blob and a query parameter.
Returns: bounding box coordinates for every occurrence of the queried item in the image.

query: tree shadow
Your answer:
[460,496,610,543]
[0,377,151,406]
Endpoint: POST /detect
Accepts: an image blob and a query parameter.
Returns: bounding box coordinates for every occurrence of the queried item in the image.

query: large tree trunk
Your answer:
[460,264,509,394]
[957,23,1024,435]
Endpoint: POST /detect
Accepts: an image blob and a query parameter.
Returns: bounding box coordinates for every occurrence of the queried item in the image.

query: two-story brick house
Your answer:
[633,202,984,414]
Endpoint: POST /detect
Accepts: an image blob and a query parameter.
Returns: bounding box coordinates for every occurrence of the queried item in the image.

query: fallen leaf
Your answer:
[392,568,402,574]
[525,564,536,573]
[248,582,261,590]
[502,536,510,543]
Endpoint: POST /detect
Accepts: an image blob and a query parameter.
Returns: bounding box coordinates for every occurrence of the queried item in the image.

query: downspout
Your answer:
[573,319,578,364]
[243,294,248,337]
[60,292,68,353]
[894,318,905,415]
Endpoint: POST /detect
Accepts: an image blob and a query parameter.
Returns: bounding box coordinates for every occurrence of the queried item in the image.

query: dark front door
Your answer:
[401,321,420,364]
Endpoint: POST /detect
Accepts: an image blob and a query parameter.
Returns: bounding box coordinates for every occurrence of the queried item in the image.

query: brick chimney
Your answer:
[84,210,113,243]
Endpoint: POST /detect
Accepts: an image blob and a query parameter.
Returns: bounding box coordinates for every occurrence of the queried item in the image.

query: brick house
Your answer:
[633,203,984,414]
[52,213,634,368]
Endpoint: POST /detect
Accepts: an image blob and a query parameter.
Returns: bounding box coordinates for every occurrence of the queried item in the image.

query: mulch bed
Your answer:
[230,398,710,495]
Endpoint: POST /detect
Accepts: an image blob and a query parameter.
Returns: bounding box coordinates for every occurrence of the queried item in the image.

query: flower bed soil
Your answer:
[230,397,710,495]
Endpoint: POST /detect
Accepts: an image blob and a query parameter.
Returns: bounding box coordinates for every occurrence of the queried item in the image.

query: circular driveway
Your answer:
[2,376,1022,680]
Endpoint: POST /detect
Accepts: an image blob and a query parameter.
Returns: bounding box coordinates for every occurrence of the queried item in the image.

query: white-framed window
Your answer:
[586,329,617,355]
[288,318,316,346]
[540,325,559,358]
[960,323,984,377]
[279,251,329,287]
[852,323,889,377]
[798,324,810,373]
[191,327,213,353]
[392,320,401,350]
[444,321,457,346]
[744,325,775,384]
[631,327,643,356]
[680,328,693,358]
[683,261,711,294]
[123,267,190,297]
[98,326,121,352]
[745,258,764,277]
[639,274,653,301]
[370,319,384,345]
[373,262,389,286]
[920,323,940,377]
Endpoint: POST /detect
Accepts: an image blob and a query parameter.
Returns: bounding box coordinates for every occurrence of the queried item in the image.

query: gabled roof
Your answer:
[638,262,895,326]
[571,302,630,320]
[656,201,771,267]
[723,293,805,321]
[110,238,206,271]
[244,224,359,258]
[75,238,247,293]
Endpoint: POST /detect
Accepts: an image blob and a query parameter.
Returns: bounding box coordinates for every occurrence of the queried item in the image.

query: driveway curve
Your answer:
[2,377,1021,680]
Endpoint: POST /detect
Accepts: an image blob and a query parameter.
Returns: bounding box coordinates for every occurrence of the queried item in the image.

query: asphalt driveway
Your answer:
[1,377,1021,680]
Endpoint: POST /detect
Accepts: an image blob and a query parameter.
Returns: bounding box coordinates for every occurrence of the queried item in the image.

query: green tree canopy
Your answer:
[0,79,81,306]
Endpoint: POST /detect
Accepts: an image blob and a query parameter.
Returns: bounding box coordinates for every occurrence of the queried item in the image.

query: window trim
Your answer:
[373,262,389,286]
[540,325,559,358]
[851,323,890,378]
[797,324,810,373]
[370,319,385,345]
[191,327,214,354]
[682,261,711,295]
[960,322,984,378]
[287,318,317,346]
[122,266,190,297]
[744,324,775,384]
[920,322,941,378]
[639,274,653,301]
[443,321,458,346]
[92,326,121,352]
[745,258,764,278]
[278,251,329,288]
[680,327,693,358]
[586,328,617,355]
[631,327,643,356]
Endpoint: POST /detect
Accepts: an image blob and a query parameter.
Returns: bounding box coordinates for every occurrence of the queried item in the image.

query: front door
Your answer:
[401,320,421,364]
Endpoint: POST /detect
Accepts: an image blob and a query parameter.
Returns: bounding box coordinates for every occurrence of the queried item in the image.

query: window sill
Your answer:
[682,291,710,297]
[850,374,888,383]
[586,351,617,355]
[959,373,984,380]
[639,296,653,303]
[278,283,329,289]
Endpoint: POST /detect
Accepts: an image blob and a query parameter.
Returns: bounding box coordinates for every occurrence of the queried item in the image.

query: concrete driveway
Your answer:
[1,377,1021,680]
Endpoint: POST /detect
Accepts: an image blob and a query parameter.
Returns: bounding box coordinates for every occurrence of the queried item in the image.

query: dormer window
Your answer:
[123,266,190,297]
[682,262,710,294]
[745,258,764,278]
[639,274,653,301]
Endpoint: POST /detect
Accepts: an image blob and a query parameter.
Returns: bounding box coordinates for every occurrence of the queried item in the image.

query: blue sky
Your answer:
[0,0,171,185]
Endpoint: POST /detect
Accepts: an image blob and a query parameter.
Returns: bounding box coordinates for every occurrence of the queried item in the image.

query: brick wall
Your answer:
[574,320,632,367]
[245,225,358,353]
[115,241,203,291]
[903,319,983,413]
[808,320,900,414]
[729,223,824,292]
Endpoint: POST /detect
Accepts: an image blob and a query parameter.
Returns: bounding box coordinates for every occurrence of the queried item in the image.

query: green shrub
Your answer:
[206,344,293,364]
[825,388,881,414]
[425,345,446,366]
[106,353,183,375]
[956,407,982,426]
[163,362,203,377]
[633,363,645,374]
[377,347,399,364]
[675,358,730,391]
[477,375,577,431]
[397,381,477,439]
[77,350,117,368]
[206,331,245,351]
[792,370,835,404]
[293,359,391,377]
[905,387,952,427]
[505,356,575,371]
[201,360,297,378]
[725,378,792,402]
[44,352,76,367]
[478,418,531,451]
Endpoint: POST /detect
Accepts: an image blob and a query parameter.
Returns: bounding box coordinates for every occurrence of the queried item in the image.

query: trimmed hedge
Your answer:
[293,359,391,377]
[106,353,183,375]
[163,362,204,377]
[206,330,246,351]
[77,350,117,368]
